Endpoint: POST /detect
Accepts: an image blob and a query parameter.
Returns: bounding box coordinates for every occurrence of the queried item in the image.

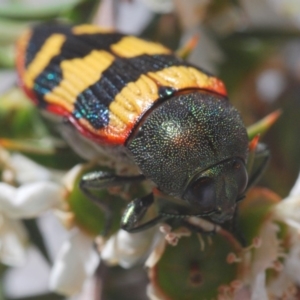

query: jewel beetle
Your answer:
[16,23,269,234]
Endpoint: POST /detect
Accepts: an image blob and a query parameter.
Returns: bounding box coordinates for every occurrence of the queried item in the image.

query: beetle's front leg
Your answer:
[121,193,165,233]
[79,171,145,235]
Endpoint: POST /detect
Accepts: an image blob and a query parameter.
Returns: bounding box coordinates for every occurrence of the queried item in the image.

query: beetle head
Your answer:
[127,91,249,223]
[183,157,248,222]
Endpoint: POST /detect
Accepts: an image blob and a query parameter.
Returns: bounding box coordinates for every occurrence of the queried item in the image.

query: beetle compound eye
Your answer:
[184,177,216,212]
[232,159,248,196]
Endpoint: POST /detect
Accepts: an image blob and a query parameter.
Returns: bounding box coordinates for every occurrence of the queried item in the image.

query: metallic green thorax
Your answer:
[127,91,248,199]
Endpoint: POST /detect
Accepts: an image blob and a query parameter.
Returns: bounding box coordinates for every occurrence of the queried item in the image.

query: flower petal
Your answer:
[62,164,85,192]
[285,242,300,285]
[267,267,294,299]
[145,233,166,268]
[251,221,280,276]
[146,283,164,300]
[289,172,300,197]
[273,195,300,227]
[9,153,54,184]
[0,183,16,215]
[233,287,251,300]
[49,229,99,296]
[0,215,28,266]
[250,272,268,300]
[3,246,50,298]
[139,0,174,13]
[0,182,63,219]
[102,227,158,268]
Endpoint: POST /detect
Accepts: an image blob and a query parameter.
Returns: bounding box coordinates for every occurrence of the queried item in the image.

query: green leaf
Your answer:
[0,19,32,45]
[0,88,49,139]
[0,46,14,68]
[247,110,281,140]
[0,0,83,20]
[0,87,83,169]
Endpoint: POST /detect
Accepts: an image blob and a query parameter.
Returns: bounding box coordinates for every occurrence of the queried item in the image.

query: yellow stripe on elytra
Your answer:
[148,66,214,90]
[108,66,217,132]
[111,36,171,58]
[109,74,159,129]
[45,50,115,106]
[24,34,66,89]
[73,24,115,35]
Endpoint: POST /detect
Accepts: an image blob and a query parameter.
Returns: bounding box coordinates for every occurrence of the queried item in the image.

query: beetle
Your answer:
[16,23,269,234]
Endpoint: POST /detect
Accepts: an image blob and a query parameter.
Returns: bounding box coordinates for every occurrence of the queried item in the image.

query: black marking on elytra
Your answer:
[25,24,72,68]
[73,90,110,129]
[27,26,125,108]
[26,25,214,130]
[77,54,188,108]
[128,54,188,74]
[27,24,125,66]
[50,32,124,62]
[72,54,188,129]
[33,57,64,106]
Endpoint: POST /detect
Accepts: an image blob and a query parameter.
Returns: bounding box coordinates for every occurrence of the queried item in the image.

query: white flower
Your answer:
[8,153,62,184]
[0,146,57,184]
[250,272,268,300]
[289,172,300,197]
[250,221,281,278]
[101,227,159,268]
[265,172,300,298]
[0,182,62,218]
[240,0,300,29]
[0,214,28,267]
[0,180,62,264]
[41,163,101,296]
[234,171,300,299]
[138,0,174,14]
[0,147,61,267]
[49,228,99,296]
[147,283,165,300]
[272,172,300,231]
[0,147,100,296]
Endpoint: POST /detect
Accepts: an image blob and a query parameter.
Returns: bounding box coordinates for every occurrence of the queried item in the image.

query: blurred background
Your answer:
[0,0,300,299]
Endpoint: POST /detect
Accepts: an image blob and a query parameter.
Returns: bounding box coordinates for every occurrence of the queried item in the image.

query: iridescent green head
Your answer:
[127,91,248,223]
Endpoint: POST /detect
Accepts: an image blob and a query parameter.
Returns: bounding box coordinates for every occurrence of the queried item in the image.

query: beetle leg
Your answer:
[79,171,145,235]
[80,171,145,190]
[121,193,165,233]
[247,142,270,190]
